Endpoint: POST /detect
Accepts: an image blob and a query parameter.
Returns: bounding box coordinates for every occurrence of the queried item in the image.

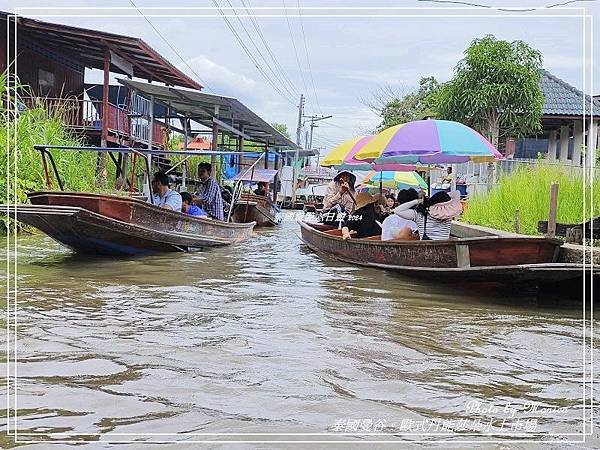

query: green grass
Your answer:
[461,164,600,235]
[0,71,109,232]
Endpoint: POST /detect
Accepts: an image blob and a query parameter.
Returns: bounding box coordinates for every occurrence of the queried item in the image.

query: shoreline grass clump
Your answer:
[461,164,600,235]
[0,72,101,203]
[0,71,106,232]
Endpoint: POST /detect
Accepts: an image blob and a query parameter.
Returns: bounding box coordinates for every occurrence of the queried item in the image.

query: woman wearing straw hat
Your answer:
[341,192,381,240]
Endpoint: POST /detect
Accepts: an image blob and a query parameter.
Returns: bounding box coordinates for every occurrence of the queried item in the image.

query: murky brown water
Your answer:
[1,213,598,446]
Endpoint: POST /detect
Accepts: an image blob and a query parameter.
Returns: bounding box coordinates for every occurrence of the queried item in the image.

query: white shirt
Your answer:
[151,189,182,212]
[381,214,418,241]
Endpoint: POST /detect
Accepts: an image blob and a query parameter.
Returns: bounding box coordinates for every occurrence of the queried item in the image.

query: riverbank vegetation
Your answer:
[0,72,100,205]
[461,164,600,235]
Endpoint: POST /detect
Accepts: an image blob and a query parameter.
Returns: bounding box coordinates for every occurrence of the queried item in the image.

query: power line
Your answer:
[223,0,298,101]
[240,0,300,98]
[296,0,323,115]
[128,0,213,91]
[211,0,297,106]
[312,134,340,146]
[319,120,365,134]
[282,0,309,98]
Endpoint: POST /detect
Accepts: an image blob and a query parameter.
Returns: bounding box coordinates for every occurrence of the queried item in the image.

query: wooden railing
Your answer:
[21,96,166,147]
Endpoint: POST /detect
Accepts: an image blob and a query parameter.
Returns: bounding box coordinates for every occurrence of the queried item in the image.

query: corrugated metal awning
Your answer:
[118,79,301,150]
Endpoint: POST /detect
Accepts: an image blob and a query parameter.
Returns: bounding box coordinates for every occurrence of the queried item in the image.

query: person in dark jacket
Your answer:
[341,192,381,240]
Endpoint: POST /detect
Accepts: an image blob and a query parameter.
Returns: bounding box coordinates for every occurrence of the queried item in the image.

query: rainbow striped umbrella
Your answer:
[354,119,502,164]
[320,136,417,171]
[362,171,428,190]
[320,136,372,167]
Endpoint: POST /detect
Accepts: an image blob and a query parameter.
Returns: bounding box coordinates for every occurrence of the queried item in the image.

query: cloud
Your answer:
[181,55,257,96]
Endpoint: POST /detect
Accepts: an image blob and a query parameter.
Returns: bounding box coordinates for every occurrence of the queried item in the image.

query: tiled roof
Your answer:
[541,69,600,116]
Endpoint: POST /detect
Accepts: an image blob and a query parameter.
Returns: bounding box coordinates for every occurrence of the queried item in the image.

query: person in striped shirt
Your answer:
[393,191,462,240]
[194,163,224,221]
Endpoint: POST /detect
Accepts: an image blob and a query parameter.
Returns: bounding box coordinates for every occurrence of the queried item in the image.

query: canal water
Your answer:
[1,213,598,446]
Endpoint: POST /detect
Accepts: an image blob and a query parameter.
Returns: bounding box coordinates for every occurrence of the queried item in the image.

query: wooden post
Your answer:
[264,144,269,169]
[97,46,110,183]
[101,47,110,148]
[121,79,132,187]
[486,162,494,192]
[273,147,279,204]
[514,209,521,234]
[455,244,471,268]
[211,121,219,181]
[547,182,559,238]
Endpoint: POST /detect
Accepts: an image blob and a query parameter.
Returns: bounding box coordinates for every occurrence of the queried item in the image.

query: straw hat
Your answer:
[354,192,378,210]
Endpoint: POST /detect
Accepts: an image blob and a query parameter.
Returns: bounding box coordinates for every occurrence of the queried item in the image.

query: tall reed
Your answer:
[0,72,102,200]
[461,164,600,235]
[0,71,104,231]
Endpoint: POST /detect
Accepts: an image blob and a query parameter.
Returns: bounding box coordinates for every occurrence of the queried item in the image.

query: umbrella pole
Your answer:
[427,165,431,196]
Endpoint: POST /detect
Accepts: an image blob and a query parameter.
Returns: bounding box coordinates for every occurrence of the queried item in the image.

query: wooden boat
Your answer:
[1,191,255,256]
[298,221,596,286]
[231,192,282,227]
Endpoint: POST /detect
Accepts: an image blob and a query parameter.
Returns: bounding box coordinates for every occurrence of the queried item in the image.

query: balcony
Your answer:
[21,96,167,148]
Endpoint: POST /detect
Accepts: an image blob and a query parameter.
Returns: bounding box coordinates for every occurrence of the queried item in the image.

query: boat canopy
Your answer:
[231,169,278,183]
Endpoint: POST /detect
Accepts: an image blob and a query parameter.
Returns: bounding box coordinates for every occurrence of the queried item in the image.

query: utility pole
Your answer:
[295,94,305,146]
[304,114,333,163]
[291,94,305,208]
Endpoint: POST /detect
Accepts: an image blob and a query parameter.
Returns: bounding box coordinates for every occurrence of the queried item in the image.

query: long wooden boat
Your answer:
[298,221,596,285]
[1,191,255,256]
[231,192,282,227]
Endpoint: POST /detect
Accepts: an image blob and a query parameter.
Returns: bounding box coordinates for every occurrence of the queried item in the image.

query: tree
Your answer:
[433,35,544,148]
[271,122,291,139]
[363,77,440,131]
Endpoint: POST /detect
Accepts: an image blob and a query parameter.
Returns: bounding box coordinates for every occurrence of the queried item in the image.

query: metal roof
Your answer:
[1,11,200,90]
[541,69,600,117]
[118,79,301,150]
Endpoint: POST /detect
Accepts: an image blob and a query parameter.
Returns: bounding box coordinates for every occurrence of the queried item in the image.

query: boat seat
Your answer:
[324,229,343,236]
[364,235,382,241]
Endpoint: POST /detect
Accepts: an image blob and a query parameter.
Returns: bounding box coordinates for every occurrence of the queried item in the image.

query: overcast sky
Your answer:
[6,0,600,152]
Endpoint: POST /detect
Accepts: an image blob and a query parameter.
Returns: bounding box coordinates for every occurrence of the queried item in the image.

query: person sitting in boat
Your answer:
[254,181,269,197]
[393,190,462,240]
[194,163,224,221]
[181,192,208,217]
[376,194,396,220]
[150,171,182,212]
[322,170,356,224]
[381,189,419,241]
[341,192,381,240]
[384,194,397,212]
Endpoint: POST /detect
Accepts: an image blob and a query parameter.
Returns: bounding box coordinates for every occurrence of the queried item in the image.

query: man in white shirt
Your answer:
[150,171,182,212]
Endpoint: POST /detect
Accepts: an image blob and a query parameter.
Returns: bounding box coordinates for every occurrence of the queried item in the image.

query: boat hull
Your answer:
[2,191,255,256]
[298,221,593,286]
[231,194,282,227]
